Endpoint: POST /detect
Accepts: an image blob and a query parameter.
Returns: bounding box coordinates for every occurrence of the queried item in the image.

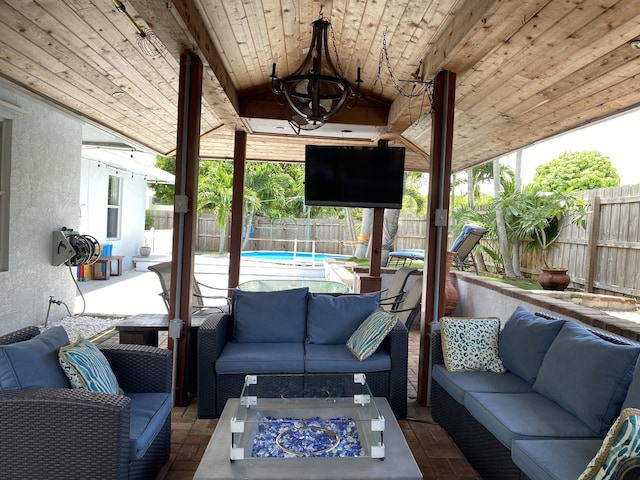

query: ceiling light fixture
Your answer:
[270,13,361,134]
[630,40,640,51]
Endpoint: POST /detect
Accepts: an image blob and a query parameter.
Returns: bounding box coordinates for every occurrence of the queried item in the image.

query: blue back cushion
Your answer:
[232,288,309,343]
[622,356,640,410]
[306,292,380,345]
[533,321,640,435]
[499,307,565,384]
[0,326,70,390]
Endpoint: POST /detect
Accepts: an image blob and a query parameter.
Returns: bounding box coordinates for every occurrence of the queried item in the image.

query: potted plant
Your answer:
[519,188,589,290]
[139,239,151,257]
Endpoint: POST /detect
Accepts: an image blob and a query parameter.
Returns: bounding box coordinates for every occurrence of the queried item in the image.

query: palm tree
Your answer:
[358,173,427,263]
[242,162,303,249]
[198,160,234,253]
[354,208,373,258]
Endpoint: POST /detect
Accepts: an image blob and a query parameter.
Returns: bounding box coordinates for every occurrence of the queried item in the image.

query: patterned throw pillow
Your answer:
[59,339,120,394]
[439,317,506,373]
[579,408,640,480]
[346,309,397,361]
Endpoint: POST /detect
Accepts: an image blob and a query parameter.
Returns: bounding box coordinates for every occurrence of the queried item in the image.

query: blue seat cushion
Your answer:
[0,326,70,390]
[232,288,309,343]
[127,392,172,460]
[533,321,640,435]
[512,439,602,480]
[431,364,533,404]
[304,344,391,373]
[464,392,600,449]
[216,342,305,374]
[498,306,565,384]
[306,292,380,345]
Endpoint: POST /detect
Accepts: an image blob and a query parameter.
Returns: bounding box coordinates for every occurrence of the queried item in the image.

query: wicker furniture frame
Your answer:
[197,312,409,419]
[0,326,172,480]
[430,316,640,480]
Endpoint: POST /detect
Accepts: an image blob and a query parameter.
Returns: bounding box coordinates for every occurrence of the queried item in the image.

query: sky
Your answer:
[501,109,640,186]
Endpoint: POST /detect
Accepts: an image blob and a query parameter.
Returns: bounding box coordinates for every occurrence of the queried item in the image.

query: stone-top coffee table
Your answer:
[193,373,421,480]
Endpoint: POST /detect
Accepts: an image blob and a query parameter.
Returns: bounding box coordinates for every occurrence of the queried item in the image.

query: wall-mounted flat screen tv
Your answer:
[304,145,406,209]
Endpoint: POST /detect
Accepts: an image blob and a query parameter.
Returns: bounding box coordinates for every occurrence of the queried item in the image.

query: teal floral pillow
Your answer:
[58,339,120,394]
[439,317,506,373]
[347,309,397,361]
[579,408,640,480]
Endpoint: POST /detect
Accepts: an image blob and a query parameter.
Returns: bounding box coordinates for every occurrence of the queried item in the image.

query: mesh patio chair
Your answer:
[380,266,417,312]
[389,277,422,329]
[450,224,487,274]
[148,261,231,314]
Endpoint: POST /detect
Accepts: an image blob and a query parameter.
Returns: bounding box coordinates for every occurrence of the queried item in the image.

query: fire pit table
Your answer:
[193,373,421,480]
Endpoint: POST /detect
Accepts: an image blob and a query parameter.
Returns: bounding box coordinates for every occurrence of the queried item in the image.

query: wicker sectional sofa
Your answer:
[197,287,409,419]
[430,307,640,480]
[0,325,172,479]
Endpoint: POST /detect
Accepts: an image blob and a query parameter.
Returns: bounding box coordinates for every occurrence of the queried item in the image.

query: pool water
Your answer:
[241,250,348,265]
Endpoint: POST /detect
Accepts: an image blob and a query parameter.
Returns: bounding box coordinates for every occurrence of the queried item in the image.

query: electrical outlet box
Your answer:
[434,209,448,227]
[174,195,189,213]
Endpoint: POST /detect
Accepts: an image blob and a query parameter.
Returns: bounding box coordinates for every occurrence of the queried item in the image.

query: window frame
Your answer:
[106,174,122,240]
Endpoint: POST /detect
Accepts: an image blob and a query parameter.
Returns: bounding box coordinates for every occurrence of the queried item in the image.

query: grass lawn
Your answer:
[480,275,541,290]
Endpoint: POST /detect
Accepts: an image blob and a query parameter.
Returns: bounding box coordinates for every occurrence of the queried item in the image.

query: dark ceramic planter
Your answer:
[538,267,570,291]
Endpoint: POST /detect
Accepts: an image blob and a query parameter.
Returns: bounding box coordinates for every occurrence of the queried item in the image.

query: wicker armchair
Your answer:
[0,327,172,480]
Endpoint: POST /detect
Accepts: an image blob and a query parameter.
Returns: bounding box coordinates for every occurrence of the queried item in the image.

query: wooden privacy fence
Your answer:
[548,184,640,298]
[148,184,640,299]
[147,211,428,256]
[473,184,640,299]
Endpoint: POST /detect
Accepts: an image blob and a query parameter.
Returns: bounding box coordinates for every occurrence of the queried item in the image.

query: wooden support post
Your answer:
[585,195,601,293]
[418,70,456,406]
[228,131,246,290]
[170,54,202,406]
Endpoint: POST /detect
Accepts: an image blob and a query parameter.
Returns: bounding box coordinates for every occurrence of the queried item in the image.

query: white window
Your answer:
[107,175,121,239]
[0,120,10,271]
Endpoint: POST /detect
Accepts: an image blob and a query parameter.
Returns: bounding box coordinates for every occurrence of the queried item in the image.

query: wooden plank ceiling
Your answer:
[1,0,639,173]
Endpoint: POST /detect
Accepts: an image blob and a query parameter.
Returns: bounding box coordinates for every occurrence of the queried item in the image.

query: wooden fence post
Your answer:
[584,195,601,293]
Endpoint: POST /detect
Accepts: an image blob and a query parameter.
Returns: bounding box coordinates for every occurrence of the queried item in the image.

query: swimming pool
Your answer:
[240,250,348,266]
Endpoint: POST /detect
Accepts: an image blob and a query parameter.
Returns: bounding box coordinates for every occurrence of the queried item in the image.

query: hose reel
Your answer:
[52,228,101,267]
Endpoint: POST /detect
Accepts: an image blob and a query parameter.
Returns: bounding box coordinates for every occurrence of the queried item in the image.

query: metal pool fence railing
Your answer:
[240,240,349,267]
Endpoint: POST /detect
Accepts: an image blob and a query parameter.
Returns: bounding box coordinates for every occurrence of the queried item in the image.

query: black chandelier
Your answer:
[271,16,361,133]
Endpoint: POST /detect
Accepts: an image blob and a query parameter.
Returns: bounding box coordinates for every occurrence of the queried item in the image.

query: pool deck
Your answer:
[74,253,329,316]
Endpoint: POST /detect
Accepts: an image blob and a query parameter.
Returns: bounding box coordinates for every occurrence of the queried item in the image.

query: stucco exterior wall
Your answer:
[79,155,148,270]
[0,83,81,333]
[451,272,640,341]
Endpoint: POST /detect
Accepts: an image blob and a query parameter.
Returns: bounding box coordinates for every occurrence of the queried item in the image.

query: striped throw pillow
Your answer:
[347,309,397,361]
[59,339,120,394]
